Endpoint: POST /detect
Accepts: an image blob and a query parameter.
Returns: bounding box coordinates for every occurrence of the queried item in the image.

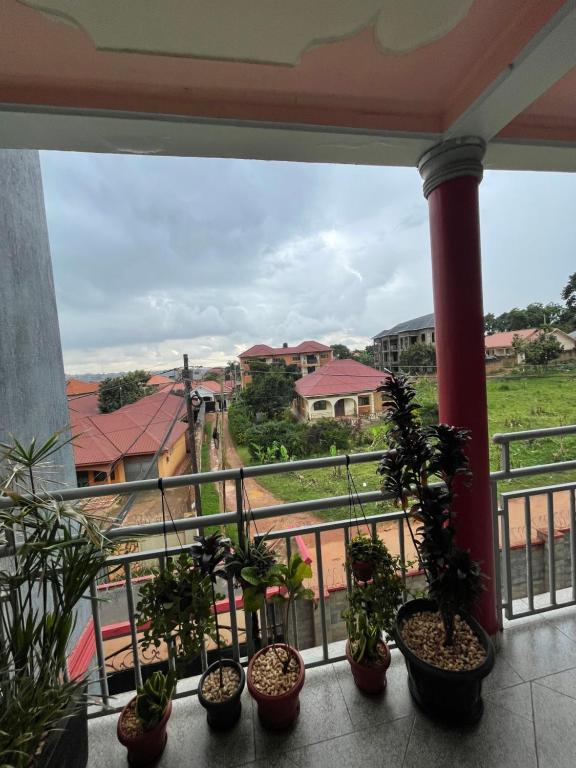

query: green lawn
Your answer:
[234,371,576,520]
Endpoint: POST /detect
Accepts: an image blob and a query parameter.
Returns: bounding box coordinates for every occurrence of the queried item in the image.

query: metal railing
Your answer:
[2,426,575,715]
[491,424,576,622]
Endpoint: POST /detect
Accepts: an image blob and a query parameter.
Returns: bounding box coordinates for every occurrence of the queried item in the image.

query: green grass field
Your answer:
[235,371,576,521]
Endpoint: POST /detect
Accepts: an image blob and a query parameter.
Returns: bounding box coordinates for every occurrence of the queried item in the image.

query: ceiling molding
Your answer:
[18,0,474,65]
[445,1,576,141]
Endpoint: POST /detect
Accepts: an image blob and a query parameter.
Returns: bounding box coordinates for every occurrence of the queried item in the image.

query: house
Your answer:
[295,359,387,421]
[197,379,234,409]
[373,313,435,372]
[484,328,576,362]
[65,378,99,396]
[69,389,189,486]
[147,373,174,388]
[239,340,333,387]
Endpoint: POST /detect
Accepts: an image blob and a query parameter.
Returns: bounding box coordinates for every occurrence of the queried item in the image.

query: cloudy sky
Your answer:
[39,151,576,375]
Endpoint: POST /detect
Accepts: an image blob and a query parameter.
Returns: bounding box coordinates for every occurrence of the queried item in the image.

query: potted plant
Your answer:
[0,434,119,768]
[342,539,403,694]
[191,533,246,731]
[136,533,246,732]
[117,670,176,767]
[226,525,278,650]
[347,533,390,582]
[245,553,314,730]
[377,374,494,724]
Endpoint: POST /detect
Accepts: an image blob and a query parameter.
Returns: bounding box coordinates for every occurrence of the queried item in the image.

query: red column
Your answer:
[419,138,498,635]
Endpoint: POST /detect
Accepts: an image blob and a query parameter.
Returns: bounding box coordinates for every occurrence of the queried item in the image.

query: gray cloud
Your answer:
[40,153,576,373]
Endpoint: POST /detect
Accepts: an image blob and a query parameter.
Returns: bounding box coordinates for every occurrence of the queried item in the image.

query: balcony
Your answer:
[88,600,576,767]
[2,425,576,768]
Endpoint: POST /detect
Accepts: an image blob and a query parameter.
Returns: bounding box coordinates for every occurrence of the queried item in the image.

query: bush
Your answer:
[305,418,353,454]
[228,403,253,445]
[246,421,308,459]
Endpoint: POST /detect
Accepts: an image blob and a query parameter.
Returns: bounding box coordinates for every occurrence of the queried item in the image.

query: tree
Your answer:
[203,370,221,382]
[514,331,563,367]
[331,344,352,359]
[353,345,375,367]
[561,272,576,310]
[98,370,154,413]
[399,343,436,373]
[241,369,295,420]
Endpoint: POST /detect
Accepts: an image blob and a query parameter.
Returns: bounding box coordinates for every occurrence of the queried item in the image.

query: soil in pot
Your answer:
[117,699,172,768]
[198,660,245,731]
[247,644,305,730]
[394,599,494,726]
[345,640,391,695]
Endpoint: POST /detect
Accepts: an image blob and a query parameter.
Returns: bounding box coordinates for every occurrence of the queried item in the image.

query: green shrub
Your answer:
[305,418,353,453]
[246,421,308,458]
[228,403,253,444]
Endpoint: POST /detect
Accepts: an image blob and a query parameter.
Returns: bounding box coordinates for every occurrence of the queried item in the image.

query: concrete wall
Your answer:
[0,150,75,486]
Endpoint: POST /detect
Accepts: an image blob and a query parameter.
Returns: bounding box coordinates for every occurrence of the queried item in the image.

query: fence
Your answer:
[2,426,575,715]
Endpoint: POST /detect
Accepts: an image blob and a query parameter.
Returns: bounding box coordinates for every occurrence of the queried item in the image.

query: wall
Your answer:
[0,150,75,484]
[158,431,189,477]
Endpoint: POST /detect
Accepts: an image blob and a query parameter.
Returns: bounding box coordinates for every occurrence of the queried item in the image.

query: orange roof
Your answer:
[239,340,331,359]
[66,378,99,396]
[198,379,234,394]
[296,359,387,398]
[147,374,174,386]
[484,329,538,349]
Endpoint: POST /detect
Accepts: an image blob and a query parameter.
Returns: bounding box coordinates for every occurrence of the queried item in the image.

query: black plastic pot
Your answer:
[37,696,88,768]
[394,598,495,726]
[198,659,245,730]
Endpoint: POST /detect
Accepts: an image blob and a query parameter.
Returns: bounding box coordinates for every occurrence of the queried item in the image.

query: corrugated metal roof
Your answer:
[374,313,435,339]
[69,389,186,467]
[66,378,99,395]
[239,340,331,358]
[484,329,537,348]
[295,359,387,398]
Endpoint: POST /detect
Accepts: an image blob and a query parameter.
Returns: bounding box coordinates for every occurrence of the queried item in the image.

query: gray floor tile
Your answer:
[403,692,537,768]
[287,716,413,768]
[499,619,576,680]
[481,652,524,693]
[484,682,534,721]
[534,666,576,700]
[533,681,576,768]
[89,692,255,768]
[253,664,354,758]
[332,653,415,727]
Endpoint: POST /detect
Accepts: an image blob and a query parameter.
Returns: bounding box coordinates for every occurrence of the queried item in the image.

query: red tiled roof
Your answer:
[239,340,331,358]
[68,393,101,417]
[198,379,234,394]
[295,359,387,398]
[147,374,174,386]
[69,389,187,467]
[484,329,538,349]
[66,378,99,396]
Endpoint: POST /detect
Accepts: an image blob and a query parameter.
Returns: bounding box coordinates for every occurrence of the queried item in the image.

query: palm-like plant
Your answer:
[377,375,482,645]
[0,434,117,768]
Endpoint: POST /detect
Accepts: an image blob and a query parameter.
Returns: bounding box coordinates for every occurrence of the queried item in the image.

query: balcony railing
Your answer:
[2,427,575,718]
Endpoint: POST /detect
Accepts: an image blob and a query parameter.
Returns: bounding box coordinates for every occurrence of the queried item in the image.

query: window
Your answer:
[410,336,418,345]
[358,395,370,406]
[313,400,328,411]
[320,352,329,359]
[421,333,426,342]
[307,366,316,374]
[432,332,435,342]
[292,355,300,361]
[93,471,107,483]
[76,471,89,487]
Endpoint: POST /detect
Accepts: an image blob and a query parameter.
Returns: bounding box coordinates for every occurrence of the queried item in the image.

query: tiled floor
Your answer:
[88,603,576,768]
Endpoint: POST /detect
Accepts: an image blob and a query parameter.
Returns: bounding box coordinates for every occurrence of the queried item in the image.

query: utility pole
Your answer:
[220,372,226,513]
[183,354,202,515]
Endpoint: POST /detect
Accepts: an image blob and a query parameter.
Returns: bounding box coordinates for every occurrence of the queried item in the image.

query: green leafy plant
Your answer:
[347,534,390,565]
[377,374,483,646]
[0,434,119,768]
[136,553,216,661]
[226,528,277,612]
[343,544,403,665]
[242,553,314,673]
[135,671,176,731]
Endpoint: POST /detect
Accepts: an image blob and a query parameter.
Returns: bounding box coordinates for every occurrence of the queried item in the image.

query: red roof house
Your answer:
[239,340,333,386]
[485,328,576,360]
[295,359,387,420]
[66,378,99,396]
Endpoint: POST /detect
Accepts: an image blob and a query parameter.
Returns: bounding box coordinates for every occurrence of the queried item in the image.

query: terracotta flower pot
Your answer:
[350,560,374,583]
[117,699,172,767]
[247,644,305,730]
[345,640,391,695]
[198,659,245,731]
